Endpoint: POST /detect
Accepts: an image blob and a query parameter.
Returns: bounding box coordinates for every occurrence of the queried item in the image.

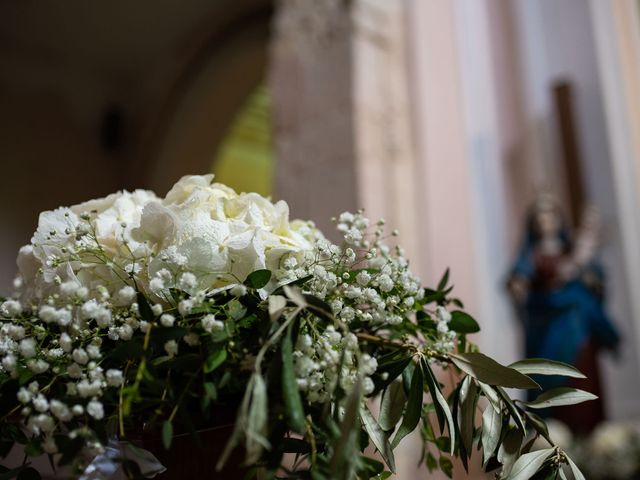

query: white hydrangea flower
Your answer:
[15,189,158,304]
[139,175,317,292]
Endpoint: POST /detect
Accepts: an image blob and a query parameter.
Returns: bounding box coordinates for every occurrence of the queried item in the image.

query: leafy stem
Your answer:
[254,306,302,375]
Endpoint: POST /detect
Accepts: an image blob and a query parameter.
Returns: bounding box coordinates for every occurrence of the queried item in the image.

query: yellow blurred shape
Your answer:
[212,83,273,197]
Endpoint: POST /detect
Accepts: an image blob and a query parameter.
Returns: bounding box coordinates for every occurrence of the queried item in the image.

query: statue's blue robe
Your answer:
[511,245,619,392]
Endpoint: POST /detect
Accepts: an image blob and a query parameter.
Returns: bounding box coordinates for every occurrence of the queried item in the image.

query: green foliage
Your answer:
[508,359,586,379]
[450,352,540,389]
[204,349,227,374]
[360,405,396,473]
[378,379,405,431]
[244,270,272,289]
[521,387,598,409]
[481,399,502,465]
[0,268,593,480]
[422,359,456,454]
[161,421,173,450]
[281,321,306,434]
[508,449,555,480]
[390,364,423,449]
[448,311,480,334]
[566,454,586,480]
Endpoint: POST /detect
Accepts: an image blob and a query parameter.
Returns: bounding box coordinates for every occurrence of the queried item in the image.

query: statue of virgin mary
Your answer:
[508,193,619,433]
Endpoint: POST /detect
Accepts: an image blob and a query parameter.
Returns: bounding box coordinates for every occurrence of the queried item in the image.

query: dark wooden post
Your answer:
[552,81,606,433]
[553,81,586,228]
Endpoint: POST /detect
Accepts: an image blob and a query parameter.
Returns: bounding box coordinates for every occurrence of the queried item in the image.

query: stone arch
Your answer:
[132,2,274,195]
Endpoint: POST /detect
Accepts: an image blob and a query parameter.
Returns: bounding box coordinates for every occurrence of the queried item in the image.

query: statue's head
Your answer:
[525,191,570,247]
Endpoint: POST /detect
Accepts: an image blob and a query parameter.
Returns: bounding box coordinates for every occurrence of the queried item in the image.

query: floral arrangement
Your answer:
[534,419,640,480]
[0,175,596,479]
[580,421,640,479]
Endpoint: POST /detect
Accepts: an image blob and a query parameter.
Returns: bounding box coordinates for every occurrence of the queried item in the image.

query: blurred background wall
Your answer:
[2,0,640,477]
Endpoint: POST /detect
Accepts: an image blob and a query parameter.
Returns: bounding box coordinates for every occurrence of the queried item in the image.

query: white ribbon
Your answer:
[80,439,165,479]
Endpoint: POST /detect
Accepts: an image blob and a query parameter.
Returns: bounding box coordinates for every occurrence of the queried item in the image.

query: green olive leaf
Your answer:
[496,386,527,432]
[244,269,272,289]
[283,285,307,308]
[245,374,270,463]
[268,295,287,321]
[566,454,586,480]
[422,359,456,454]
[282,322,306,433]
[520,387,597,409]
[498,427,524,477]
[391,362,423,449]
[507,448,554,480]
[360,404,396,473]
[161,420,173,450]
[448,311,480,333]
[450,353,540,389]
[508,359,585,379]
[379,379,406,431]
[204,349,227,374]
[457,376,477,456]
[481,400,502,465]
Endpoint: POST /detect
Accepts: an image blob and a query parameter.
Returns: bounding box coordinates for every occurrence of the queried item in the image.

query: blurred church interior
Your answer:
[2,1,640,477]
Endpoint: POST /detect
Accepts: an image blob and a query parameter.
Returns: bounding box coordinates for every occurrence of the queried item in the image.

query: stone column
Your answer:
[270,0,421,263]
[270,1,426,477]
[269,0,358,238]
